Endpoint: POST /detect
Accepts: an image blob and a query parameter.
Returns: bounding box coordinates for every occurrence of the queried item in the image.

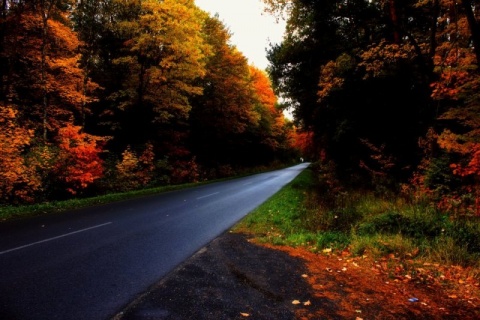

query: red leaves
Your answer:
[54,125,105,194]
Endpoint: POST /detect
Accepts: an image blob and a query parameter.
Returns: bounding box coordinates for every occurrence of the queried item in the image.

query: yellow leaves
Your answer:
[117,147,139,176]
[292,299,311,306]
[358,40,417,79]
[116,0,210,122]
[116,144,157,190]
[317,53,355,100]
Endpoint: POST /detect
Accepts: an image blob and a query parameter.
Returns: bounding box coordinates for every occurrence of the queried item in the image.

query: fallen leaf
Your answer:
[304,300,311,306]
[240,312,250,317]
[292,300,301,305]
[325,268,333,272]
[323,248,332,253]
[301,274,308,278]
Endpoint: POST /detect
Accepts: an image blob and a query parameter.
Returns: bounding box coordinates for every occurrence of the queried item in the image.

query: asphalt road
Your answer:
[0,163,309,320]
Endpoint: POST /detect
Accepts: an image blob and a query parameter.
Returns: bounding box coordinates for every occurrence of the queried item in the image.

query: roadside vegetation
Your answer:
[0,183,196,222]
[0,162,293,222]
[235,165,480,272]
[0,1,302,208]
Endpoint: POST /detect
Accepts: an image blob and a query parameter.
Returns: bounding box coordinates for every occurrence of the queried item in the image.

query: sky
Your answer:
[195,0,286,71]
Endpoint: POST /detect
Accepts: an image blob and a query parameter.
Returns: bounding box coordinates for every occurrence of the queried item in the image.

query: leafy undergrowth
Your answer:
[234,167,480,318]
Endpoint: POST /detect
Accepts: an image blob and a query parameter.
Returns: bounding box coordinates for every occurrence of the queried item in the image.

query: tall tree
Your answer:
[190,15,260,168]
[110,0,210,149]
[265,0,437,185]
[1,0,91,139]
[248,66,292,163]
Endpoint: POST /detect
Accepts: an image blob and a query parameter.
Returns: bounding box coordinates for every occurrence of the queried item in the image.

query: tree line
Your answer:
[265,0,480,216]
[0,0,300,204]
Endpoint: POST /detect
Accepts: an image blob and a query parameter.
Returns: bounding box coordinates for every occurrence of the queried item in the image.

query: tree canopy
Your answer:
[0,0,296,203]
[265,0,480,215]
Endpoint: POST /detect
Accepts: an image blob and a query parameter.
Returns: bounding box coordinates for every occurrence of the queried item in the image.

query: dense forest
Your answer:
[265,0,480,216]
[0,0,302,204]
[3,0,480,217]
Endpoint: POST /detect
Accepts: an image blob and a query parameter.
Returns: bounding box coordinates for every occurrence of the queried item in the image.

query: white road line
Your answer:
[196,192,220,200]
[0,222,113,256]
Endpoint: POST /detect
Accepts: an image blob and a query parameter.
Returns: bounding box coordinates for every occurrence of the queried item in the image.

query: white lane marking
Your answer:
[0,222,112,256]
[196,192,220,200]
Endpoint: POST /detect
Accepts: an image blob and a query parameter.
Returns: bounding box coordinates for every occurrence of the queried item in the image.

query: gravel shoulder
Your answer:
[113,232,480,320]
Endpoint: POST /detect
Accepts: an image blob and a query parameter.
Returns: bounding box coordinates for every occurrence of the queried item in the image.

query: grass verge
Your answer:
[235,166,480,270]
[0,162,296,223]
[234,168,350,250]
[0,183,201,222]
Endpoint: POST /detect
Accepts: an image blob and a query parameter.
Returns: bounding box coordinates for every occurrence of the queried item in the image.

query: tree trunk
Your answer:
[389,0,400,44]
[461,0,480,66]
[0,0,7,105]
[429,0,440,59]
[40,0,55,141]
[41,7,48,141]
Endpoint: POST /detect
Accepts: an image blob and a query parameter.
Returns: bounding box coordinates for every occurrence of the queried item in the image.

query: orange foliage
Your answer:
[431,68,472,101]
[249,66,277,112]
[4,10,93,135]
[0,105,41,202]
[317,53,356,101]
[435,130,480,215]
[291,129,313,156]
[54,125,105,194]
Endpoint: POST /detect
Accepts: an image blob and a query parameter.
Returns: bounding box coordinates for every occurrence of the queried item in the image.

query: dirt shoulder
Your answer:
[114,232,480,320]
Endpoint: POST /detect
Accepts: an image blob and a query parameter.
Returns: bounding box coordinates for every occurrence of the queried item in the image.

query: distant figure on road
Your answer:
[300,157,304,163]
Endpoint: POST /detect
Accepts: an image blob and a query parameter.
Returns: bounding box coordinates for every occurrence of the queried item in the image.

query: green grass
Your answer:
[234,167,480,268]
[0,181,204,222]
[235,168,350,251]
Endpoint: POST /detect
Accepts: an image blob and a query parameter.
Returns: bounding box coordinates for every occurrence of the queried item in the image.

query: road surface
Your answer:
[0,163,309,320]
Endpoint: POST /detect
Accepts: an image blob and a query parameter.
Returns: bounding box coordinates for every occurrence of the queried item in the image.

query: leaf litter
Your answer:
[260,241,480,319]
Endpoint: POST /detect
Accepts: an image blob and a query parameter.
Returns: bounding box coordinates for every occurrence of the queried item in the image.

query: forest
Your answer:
[0,0,301,205]
[3,0,480,218]
[265,0,480,217]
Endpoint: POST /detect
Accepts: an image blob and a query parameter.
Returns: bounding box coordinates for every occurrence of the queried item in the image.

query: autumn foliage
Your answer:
[53,125,105,195]
[0,0,296,205]
[265,0,480,216]
[0,105,39,203]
